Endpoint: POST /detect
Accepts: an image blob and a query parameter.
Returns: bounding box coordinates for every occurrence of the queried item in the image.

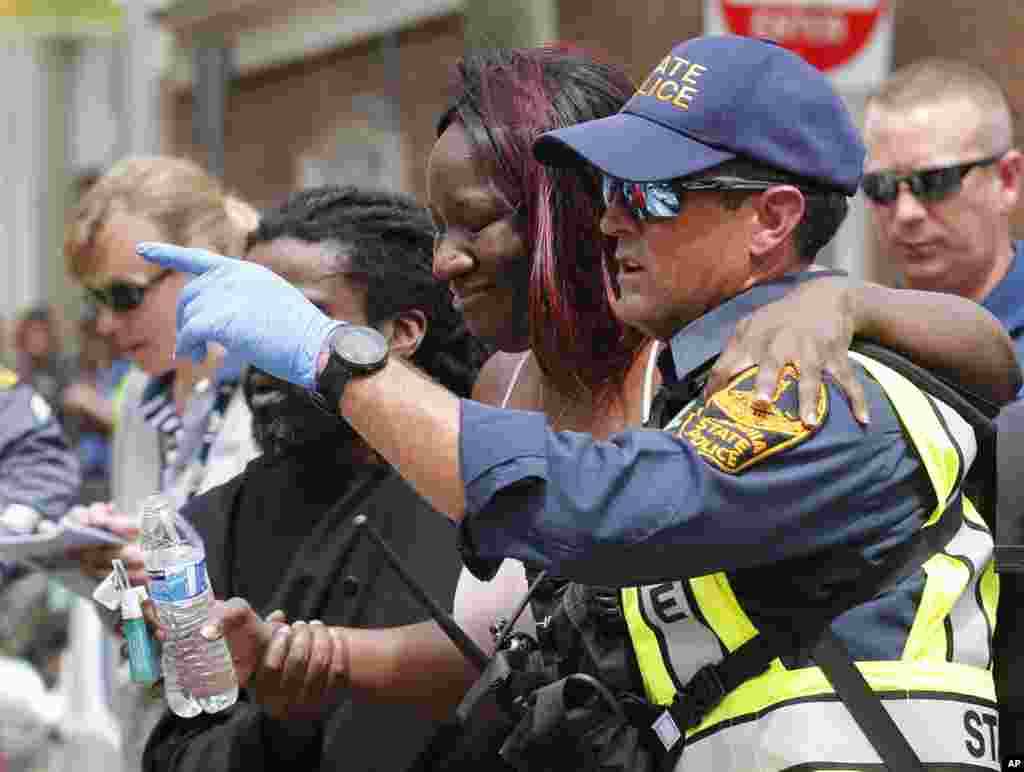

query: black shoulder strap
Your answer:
[850,340,1001,423]
[656,491,963,770]
[810,630,924,770]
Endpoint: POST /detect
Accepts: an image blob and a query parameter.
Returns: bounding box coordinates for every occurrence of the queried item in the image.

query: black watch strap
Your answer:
[316,351,353,413]
[314,326,389,412]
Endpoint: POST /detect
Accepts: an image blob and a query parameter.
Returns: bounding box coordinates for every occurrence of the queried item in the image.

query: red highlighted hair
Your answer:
[438,46,641,401]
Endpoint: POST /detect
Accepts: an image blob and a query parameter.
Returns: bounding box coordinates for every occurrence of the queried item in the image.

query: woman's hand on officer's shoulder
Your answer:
[706,275,870,427]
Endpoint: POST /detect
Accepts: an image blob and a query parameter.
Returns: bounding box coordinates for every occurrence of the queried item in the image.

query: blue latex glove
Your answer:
[214,344,251,384]
[137,242,343,390]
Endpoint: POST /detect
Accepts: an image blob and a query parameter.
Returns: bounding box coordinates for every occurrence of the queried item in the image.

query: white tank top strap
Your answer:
[500,351,532,409]
[641,340,663,425]
[454,352,536,654]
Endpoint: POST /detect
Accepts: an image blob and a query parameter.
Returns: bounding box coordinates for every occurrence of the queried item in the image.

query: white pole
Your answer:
[53,598,122,772]
[0,38,46,320]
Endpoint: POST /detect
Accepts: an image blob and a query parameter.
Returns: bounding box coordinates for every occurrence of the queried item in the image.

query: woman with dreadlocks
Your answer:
[143,185,489,772]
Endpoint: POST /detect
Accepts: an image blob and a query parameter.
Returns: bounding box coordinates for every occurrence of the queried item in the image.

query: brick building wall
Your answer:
[558,0,703,85]
[163,1,1023,235]
[166,13,465,210]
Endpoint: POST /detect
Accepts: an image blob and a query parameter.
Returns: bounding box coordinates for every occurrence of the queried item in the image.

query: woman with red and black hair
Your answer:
[428,48,658,666]
[432,47,643,402]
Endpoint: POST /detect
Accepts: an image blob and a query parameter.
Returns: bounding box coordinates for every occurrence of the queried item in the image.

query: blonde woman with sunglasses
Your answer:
[62,155,262,772]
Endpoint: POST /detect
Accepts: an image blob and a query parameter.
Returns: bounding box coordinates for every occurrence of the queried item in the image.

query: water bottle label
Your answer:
[147,558,208,602]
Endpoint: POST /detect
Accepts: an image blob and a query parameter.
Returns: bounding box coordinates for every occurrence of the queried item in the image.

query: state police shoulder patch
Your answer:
[664,364,828,474]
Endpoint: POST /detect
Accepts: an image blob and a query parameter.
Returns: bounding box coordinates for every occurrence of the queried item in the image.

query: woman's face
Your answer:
[83,211,187,376]
[427,121,532,352]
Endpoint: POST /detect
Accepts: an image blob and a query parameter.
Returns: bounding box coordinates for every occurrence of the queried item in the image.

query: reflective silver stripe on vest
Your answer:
[676,694,1001,771]
[636,580,723,689]
[926,393,993,670]
[930,395,978,477]
[944,518,996,669]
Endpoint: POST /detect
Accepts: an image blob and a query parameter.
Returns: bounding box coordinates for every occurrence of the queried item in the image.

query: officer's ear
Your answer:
[748,186,806,273]
[378,309,427,361]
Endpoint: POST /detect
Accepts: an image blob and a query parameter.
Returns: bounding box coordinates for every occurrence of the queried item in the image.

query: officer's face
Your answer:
[863,98,1021,301]
[82,211,187,376]
[427,121,532,353]
[599,188,760,340]
[243,237,368,457]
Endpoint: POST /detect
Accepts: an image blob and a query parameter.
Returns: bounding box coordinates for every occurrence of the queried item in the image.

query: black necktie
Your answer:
[647,378,703,429]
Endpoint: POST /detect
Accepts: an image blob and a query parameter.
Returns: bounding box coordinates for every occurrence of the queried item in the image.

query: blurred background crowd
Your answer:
[0,1,1020,771]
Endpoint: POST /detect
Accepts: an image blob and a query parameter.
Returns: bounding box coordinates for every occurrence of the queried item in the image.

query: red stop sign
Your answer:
[720,0,885,72]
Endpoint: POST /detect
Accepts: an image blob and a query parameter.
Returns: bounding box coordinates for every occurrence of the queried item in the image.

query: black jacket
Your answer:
[142,440,463,771]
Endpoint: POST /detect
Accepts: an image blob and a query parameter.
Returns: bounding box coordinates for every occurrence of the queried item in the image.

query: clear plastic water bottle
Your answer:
[139,494,238,716]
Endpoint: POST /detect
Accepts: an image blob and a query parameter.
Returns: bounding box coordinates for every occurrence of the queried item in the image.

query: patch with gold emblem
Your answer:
[0,368,17,389]
[664,364,828,474]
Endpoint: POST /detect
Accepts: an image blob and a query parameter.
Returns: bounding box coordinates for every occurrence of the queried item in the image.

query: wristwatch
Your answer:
[314,324,390,411]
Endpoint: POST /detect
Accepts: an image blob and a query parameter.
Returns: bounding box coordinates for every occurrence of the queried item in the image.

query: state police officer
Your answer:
[142,35,1002,770]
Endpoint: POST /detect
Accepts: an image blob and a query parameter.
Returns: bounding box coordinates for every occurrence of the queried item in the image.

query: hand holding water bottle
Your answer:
[198,598,348,722]
[139,494,238,717]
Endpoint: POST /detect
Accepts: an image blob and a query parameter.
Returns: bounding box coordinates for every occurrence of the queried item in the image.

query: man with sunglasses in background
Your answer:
[863,58,1024,380]
[141,36,1009,769]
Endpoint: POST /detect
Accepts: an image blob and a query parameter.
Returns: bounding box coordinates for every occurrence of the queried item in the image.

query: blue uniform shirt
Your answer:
[458,271,930,583]
[981,240,1024,394]
[456,272,939,659]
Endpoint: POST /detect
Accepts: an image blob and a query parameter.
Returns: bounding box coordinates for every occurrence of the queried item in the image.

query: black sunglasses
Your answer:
[602,174,802,223]
[860,154,1004,205]
[85,268,174,312]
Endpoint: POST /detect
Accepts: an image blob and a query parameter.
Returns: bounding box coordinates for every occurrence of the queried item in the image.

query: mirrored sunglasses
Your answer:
[860,154,1003,205]
[85,268,174,312]
[601,174,787,222]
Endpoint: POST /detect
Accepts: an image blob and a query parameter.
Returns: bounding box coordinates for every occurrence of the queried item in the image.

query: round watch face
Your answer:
[335,325,388,367]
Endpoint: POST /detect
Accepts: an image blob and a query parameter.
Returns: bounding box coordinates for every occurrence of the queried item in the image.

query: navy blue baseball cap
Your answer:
[533,35,865,196]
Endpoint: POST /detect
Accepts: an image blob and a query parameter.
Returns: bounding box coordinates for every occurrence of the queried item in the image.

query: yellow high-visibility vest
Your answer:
[623,353,1000,770]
